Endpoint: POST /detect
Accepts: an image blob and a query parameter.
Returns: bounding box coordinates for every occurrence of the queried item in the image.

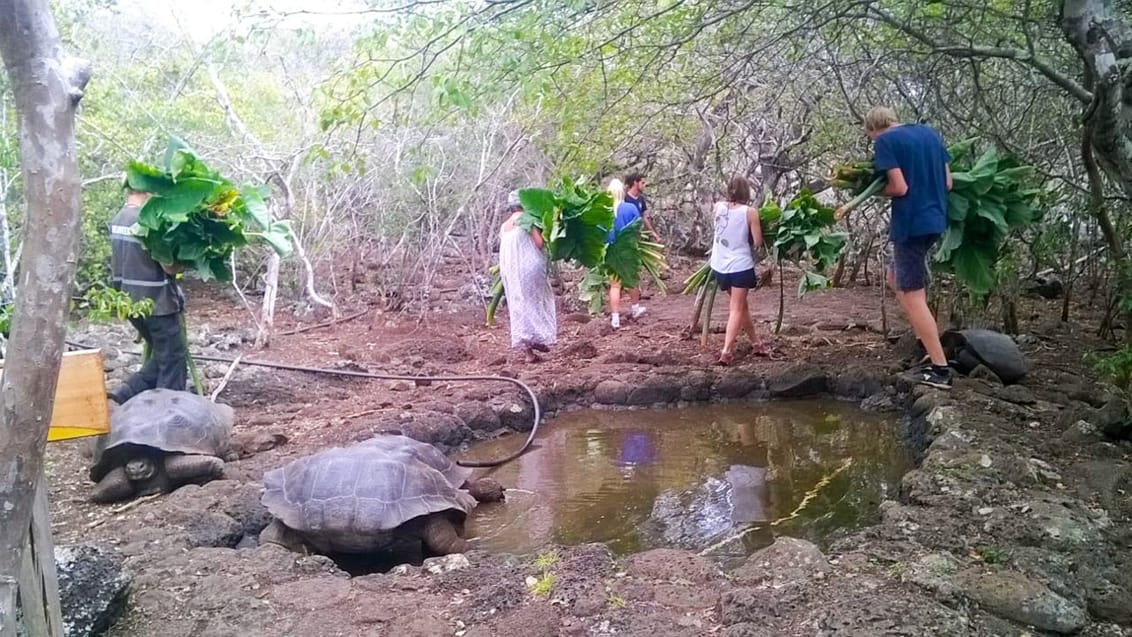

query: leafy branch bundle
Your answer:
[485,179,667,323]
[124,138,294,282]
[831,138,1040,295]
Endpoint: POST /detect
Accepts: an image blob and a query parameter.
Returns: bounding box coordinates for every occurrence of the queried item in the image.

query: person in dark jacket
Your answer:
[106,183,188,404]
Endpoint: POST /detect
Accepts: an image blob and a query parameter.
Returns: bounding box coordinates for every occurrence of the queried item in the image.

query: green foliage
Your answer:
[762,190,847,297]
[834,139,1039,297]
[517,179,613,270]
[935,145,1041,296]
[77,285,154,323]
[125,138,294,282]
[1087,347,1132,393]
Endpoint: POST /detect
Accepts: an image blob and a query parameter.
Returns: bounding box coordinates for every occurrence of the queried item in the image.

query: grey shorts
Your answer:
[888,235,939,292]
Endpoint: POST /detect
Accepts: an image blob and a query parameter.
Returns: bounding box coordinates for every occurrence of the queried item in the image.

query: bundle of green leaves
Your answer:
[515,178,614,270]
[485,179,666,322]
[124,138,294,282]
[831,138,1040,296]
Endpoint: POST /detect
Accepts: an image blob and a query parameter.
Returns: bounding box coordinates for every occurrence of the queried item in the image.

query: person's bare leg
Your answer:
[897,288,947,366]
[723,288,749,356]
[740,300,758,344]
[629,288,641,304]
[609,281,623,315]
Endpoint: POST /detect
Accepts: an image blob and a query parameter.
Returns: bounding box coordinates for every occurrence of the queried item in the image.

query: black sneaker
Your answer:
[905,366,953,390]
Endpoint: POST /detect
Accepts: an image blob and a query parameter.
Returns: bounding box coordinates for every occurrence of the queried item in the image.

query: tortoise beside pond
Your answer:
[259,434,504,556]
[89,388,235,503]
[942,329,1030,384]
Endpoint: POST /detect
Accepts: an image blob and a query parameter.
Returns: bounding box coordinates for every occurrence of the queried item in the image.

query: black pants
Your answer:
[109,312,187,403]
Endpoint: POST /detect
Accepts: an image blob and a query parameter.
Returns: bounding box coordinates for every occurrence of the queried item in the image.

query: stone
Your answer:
[231,431,288,458]
[1062,419,1102,445]
[731,537,829,588]
[968,364,1004,385]
[902,552,960,597]
[718,587,782,625]
[271,576,352,611]
[992,384,1037,405]
[623,549,720,583]
[828,365,885,400]
[423,553,471,574]
[578,319,613,339]
[715,370,763,399]
[455,402,501,431]
[54,544,131,637]
[594,380,631,405]
[626,377,683,406]
[768,364,827,398]
[724,623,777,637]
[957,569,1087,634]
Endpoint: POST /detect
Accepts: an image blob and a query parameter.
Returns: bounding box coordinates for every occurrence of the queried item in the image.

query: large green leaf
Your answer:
[240,185,272,230]
[604,220,643,288]
[947,191,970,221]
[518,188,557,221]
[125,161,176,195]
[136,178,218,230]
[949,243,995,294]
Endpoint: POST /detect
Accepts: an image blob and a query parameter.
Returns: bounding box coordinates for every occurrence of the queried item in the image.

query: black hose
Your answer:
[67,339,540,467]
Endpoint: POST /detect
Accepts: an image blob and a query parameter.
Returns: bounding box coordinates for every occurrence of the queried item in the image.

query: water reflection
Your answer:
[461,401,910,559]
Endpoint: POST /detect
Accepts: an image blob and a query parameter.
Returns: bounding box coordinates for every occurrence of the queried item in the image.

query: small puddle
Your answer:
[459,400,911,563]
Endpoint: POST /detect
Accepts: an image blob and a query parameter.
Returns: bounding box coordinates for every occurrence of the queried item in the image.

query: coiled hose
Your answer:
[68,340,540,468]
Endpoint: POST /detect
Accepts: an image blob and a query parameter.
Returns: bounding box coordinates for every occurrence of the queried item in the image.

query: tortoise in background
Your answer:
[90,388,234,503]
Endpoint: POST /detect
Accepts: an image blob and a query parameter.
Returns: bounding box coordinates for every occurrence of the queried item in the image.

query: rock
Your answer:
[55,544,130,637]
[594,380,631,405]
[626,377,683,406]
[455,402,501,431]
[1062,419,1102,445]
[957,569,1087,634]
[724,622,777,637]
[968,364,1004,385]
[623,549,720,583]
[423,553,471,574]
[1093,398,1129,437]
[231,431,288,458]
[731,537,829,588]
[768,364,827,398]
[718,587,783,625]
[715,370,763,399]
[902,552,960,596]
[562,312,591,324]
[828,365,885,399]
[992,384,1037,405]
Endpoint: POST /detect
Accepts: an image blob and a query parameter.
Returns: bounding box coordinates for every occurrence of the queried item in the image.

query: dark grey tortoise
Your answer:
[89,388,235,503]
[259,434,503,556]
[942,329,1030,384]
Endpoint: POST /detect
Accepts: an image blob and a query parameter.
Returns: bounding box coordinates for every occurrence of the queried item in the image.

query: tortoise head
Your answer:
[125,457,157,481]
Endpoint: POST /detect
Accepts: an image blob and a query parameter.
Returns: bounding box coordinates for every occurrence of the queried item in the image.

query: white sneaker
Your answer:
[630,304,647,319]
[611,313,621,329]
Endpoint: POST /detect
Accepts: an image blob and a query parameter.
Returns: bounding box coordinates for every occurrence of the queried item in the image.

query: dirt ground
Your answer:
[42,256,1132,636]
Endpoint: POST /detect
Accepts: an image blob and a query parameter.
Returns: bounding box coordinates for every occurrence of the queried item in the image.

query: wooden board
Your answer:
[0,349,109,441]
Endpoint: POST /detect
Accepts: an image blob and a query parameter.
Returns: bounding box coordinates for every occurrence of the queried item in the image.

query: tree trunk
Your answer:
[0,2,90,635]
[1060,0,1132,198]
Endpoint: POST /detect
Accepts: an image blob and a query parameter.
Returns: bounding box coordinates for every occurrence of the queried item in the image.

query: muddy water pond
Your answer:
[459,400,911,562]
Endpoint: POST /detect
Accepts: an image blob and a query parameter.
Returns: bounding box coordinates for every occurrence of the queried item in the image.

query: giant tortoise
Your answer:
[259,434,504,556]
[90,388,235,503]
[941,329,1030,384]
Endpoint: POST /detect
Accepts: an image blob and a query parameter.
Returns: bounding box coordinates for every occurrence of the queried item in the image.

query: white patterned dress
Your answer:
[498,225,557,349]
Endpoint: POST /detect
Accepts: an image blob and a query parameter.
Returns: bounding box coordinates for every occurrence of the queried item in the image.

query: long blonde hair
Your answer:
[608,178,625,208]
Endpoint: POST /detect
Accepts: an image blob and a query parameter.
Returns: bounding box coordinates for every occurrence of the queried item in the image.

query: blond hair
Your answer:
[864,106,898,132]
[608,178,625,208]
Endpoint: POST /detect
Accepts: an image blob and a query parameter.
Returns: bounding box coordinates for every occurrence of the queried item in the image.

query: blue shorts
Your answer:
[889,235,938,292]
[714,268,757,291]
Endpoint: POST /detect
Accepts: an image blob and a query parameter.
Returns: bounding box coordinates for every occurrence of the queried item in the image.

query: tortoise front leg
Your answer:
[259,519,309,554]
[421,514,469,555]
[164,454,224,484]
[90,467,135,503]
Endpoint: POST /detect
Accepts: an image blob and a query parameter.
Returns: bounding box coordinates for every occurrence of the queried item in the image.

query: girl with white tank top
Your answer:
[709,176,770,365]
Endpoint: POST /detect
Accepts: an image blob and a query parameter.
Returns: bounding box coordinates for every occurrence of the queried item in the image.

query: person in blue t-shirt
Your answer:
[838,106,953,389]
[605,178,646,329]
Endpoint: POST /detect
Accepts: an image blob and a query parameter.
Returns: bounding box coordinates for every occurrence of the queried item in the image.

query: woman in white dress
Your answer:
[498,190,557,362]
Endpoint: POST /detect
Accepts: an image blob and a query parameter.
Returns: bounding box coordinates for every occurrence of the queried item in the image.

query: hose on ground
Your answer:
[66,339,540,468]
